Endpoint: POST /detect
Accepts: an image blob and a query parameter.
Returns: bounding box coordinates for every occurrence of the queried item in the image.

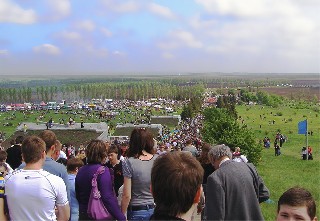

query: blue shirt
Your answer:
[68,173,79,221]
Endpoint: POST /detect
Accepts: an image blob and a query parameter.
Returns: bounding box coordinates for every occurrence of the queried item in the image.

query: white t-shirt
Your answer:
[5,169,68,221]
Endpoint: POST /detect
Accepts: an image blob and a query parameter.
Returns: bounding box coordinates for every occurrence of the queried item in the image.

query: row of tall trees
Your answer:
[0,81,206,103]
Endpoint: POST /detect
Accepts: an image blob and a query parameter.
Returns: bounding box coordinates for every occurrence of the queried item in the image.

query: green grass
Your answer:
[237,104,320,220]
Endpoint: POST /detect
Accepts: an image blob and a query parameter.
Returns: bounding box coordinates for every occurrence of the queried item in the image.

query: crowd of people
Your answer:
[0,127,316,221]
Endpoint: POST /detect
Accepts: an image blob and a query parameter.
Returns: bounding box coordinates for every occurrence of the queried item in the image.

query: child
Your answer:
[277,187,317,221]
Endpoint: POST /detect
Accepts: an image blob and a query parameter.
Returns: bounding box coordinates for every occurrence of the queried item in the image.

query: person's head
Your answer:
[67,157,84,174]
[107,144,120,164]
[38,130,57,152]
[235,147,241,152]
[186,139,193,146]
[128,128,155,158]
[197,142,212,164]
[52,140,62,161]
[151,151,204,217]
[208,144,232,169]
[0,162,8,176]
[86,140,108,164]
[0,151,7,162]
[277,187,317,221]
[21,136,46,164]
[15,135,24,145]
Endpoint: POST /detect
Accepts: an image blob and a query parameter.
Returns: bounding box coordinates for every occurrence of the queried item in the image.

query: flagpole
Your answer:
[306,119,308,161]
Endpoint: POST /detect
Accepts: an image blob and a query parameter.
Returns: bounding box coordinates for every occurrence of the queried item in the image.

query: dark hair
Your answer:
[67,157,84,172]
[38,130,57,152]
[151,151,204,216]
[278,187,317,220]
[108,144,119,155]
[86,140,108,164]
[57,158,67,166]
[0,151,7,162]
[22,136,46,164]
[128,128,155,158]
[15,135,24,144]
[197,143,211,165]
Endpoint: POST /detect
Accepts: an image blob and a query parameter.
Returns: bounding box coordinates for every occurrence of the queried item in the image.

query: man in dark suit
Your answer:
[6,135,24,170]
[206,144,269,221]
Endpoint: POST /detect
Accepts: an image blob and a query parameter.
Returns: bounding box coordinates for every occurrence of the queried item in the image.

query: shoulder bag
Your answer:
[87,166,114,220]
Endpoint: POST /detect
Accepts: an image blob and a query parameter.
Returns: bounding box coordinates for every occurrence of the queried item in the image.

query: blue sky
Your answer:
[0,0,319,75]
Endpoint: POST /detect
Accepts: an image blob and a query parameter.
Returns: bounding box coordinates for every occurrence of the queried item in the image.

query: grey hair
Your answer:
[208,144,232,163]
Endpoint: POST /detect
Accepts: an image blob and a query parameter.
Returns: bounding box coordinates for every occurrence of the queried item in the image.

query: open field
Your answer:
[237,104,320,220]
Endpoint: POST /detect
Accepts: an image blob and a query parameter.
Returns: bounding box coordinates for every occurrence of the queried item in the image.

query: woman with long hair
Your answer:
[75,140,125,221]
[197,143,215,219]
[121,128,157,220]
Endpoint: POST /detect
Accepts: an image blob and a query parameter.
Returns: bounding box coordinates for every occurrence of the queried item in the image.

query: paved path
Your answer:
[17,122,108,133]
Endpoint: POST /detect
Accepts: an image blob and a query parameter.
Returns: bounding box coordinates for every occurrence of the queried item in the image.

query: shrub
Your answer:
[202,107,261,165]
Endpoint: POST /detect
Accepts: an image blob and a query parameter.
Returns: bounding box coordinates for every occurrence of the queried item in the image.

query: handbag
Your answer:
[87,166,114,220]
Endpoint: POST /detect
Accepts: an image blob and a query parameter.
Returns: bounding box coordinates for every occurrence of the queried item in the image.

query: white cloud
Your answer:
[33,44,61,55]
[0,49,8,55]
[172,30,203,49]
[157,30,203,51]
[113,50,126,56]
[0,0,36,24]
[100,27,113,37]
[195,0,294,17]
[147,3,175,19]
[75,20,96,32]
[45,0,71,20]
[162,52,174,59]
[101,0,140,13]
[59,31,82,41]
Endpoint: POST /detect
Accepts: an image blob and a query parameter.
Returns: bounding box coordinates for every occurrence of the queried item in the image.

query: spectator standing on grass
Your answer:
[6,135,24,170]
[308,146,313,160]
[277,187,317,221]
[5,136,70,221]
[121,128,158,220]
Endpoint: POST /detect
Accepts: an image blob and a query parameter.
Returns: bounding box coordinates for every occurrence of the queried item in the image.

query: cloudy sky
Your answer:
[0,0,319,75]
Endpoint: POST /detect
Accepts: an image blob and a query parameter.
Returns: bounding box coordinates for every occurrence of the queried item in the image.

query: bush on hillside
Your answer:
[202,107,261,165]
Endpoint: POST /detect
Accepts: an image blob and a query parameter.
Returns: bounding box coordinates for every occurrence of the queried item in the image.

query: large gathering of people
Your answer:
[0,112,316,220]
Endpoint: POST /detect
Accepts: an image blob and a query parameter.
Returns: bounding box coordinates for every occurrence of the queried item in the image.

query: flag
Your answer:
[298,120,307,134]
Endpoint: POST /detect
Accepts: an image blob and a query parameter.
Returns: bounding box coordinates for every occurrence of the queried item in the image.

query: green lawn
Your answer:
[237,104,320,220]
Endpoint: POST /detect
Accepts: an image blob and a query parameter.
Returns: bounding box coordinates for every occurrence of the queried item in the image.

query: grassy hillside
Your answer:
[237,104,319,220]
